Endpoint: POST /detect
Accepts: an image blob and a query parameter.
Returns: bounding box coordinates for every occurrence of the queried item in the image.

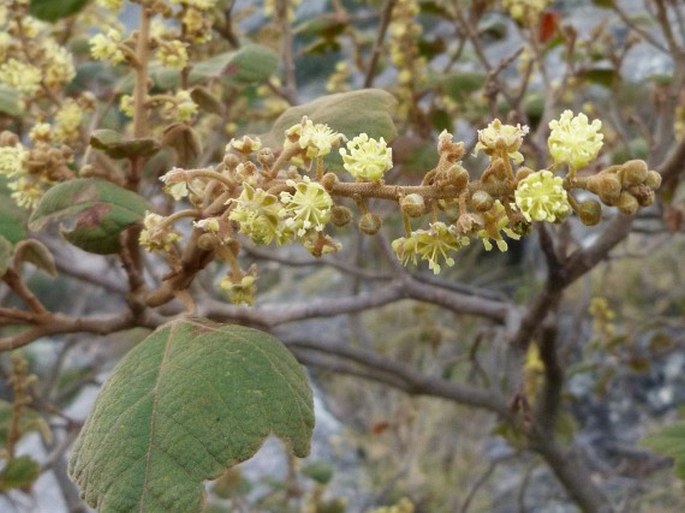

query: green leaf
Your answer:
[263,89,398,148]
[436,71,487,102]
[0,456,41,492]
[0,235,12,277]
[29,0,91,21]
[302,461,334,485]
[68,318,314,513]
[0,178,27,244]
[28,178,150,255]
[579,67,618,88]
[13,239,57,276]
[190,45,279,85]
[0,85,21,117]
[90,129,161,160]
[190,86,225,116]
[643,421,685,479]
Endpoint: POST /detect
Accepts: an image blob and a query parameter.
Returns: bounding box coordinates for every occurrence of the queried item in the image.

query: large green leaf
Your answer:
[28,178,150,254]
[263,89,398,148]
[29,0,91,21]
[643,421,685,479]
[68,318,314,513]
[0,178,27,244]
[0,456,41,492]
[190,44,279,85]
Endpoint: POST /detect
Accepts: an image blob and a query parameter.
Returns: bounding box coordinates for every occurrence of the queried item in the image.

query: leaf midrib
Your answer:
[139,326,174,513]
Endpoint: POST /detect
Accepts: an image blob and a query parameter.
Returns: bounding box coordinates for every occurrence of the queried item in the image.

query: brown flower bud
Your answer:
[330,205,353,226]
[577,199,602,226]
[197,233,219,251]
[400,193,426,218]
[257,148,274,167]
[471,190,494,212]
[628,184,655,206]
[644,170,662,190]
[442,163,469,190]
[320,172,338,192]
[620,159,648,186]
[596,174,622,206]
[516,166,534,182]
[0,131,19,146]
[359,213,382,235]
[617,191,639,215]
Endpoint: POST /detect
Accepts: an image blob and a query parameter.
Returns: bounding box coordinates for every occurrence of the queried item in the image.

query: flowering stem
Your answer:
[133,7,151,140]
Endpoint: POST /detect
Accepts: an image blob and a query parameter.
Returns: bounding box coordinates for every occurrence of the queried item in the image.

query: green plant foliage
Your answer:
[0,181,27,244]
[0,85,21,117]
[28,178,150,254]
[0,235,12,277]
[302,460,334,485]
[643,421,685,479]
[90,130,161,160]
[263,89,398,147]
[29,0,91,22]
[68,318,314,513]
[0,455,41,492]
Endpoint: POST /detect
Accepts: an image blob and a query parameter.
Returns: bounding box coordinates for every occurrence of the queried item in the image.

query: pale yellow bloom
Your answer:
[139,212,181,252]
[0,145,26,177]
[156,40,189,70]
[503,0,550,23]
[280,176,333,237]
[339,133,393,181]
[8,176,43,208]
[119,94,134,117]
[43,40,76,88]
[475,119,529,164]
[229,184,291,245]
[170,0,217,9]
[89,29,126,64]
[0,59,43,96]
[392,222,469,275]
[548,110,604,169]
[515,169,570,222]
[54,100,83,142]
[287,117,343,159]
[96,0,123,10]
[29,123,52,143]
[174,91,198,122]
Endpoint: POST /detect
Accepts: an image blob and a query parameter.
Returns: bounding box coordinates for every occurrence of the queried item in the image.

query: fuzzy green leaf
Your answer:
[90,130,161,160]
[190,44,279,85]
[68,318,314,513]
[263,89,398,148]
[0,179,27,244]
[29,0,91,21]
[0,85,21,117]
[0,456,41,492]
[643,421,685,479]
[28,178,150,254]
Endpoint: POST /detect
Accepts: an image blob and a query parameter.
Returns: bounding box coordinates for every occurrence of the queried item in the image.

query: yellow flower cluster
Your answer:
[339,134,393,182]
[475,119,529,164]
[89,29,126,65]
[156,40,189,70]
[515,170,570,223]
[548,110,604,169]
[0,59,43,96]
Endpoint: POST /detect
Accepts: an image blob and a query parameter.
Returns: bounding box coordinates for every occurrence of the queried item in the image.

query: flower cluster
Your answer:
[287,117,343,160]
[475,119,530,164]
[515,170,570,223]
[280,177,333,237]
[392,222,470,274]
[228,184,289,245]
[548,110,604,169]
[139,212,181,252]
[339,134,393,181]
[89,29,126,65]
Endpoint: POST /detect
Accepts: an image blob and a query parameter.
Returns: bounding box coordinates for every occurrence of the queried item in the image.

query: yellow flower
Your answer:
[477,201,520,251]
[156,40,189,70]
[392,222,470,274]
[43,40,76,88]
[96,0,123,10]
[29,123,52,143]
[54,100,83,143]
[89,29,125,64]
[280,177,333,237]
[119,94,134,117]
[548,110,603,169]
[8,176,44,208]
[170,0,217,9]
[286,117,343,160]
[0,145,27,177]
[515,169,570,222]
[229,184,291,245]
[139,212,181,252]
[174,91,198,122]
[339,133,393,181]
[0,59,43,96]
[474,119,529,164]
[219,273,257,306]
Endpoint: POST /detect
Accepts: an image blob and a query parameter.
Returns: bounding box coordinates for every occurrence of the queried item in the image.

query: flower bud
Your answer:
[197,233,219,251]
[617,191,639,215]
[443,163,469,190]
[471,190,494,212]
[629,184,655,206]
[330,205,353,226]
[320,172,338,192]
[257,148,274,167]
[359,213,382,235]
[400,193,426,218]
[645,170,662,190]
[620,159,648,186]
[516,166,534,182]
[80,165,95,177]
[595,174,622,206]
[577,199,602,226]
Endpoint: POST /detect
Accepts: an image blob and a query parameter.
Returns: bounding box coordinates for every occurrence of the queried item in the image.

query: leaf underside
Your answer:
[68,318,314,513]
